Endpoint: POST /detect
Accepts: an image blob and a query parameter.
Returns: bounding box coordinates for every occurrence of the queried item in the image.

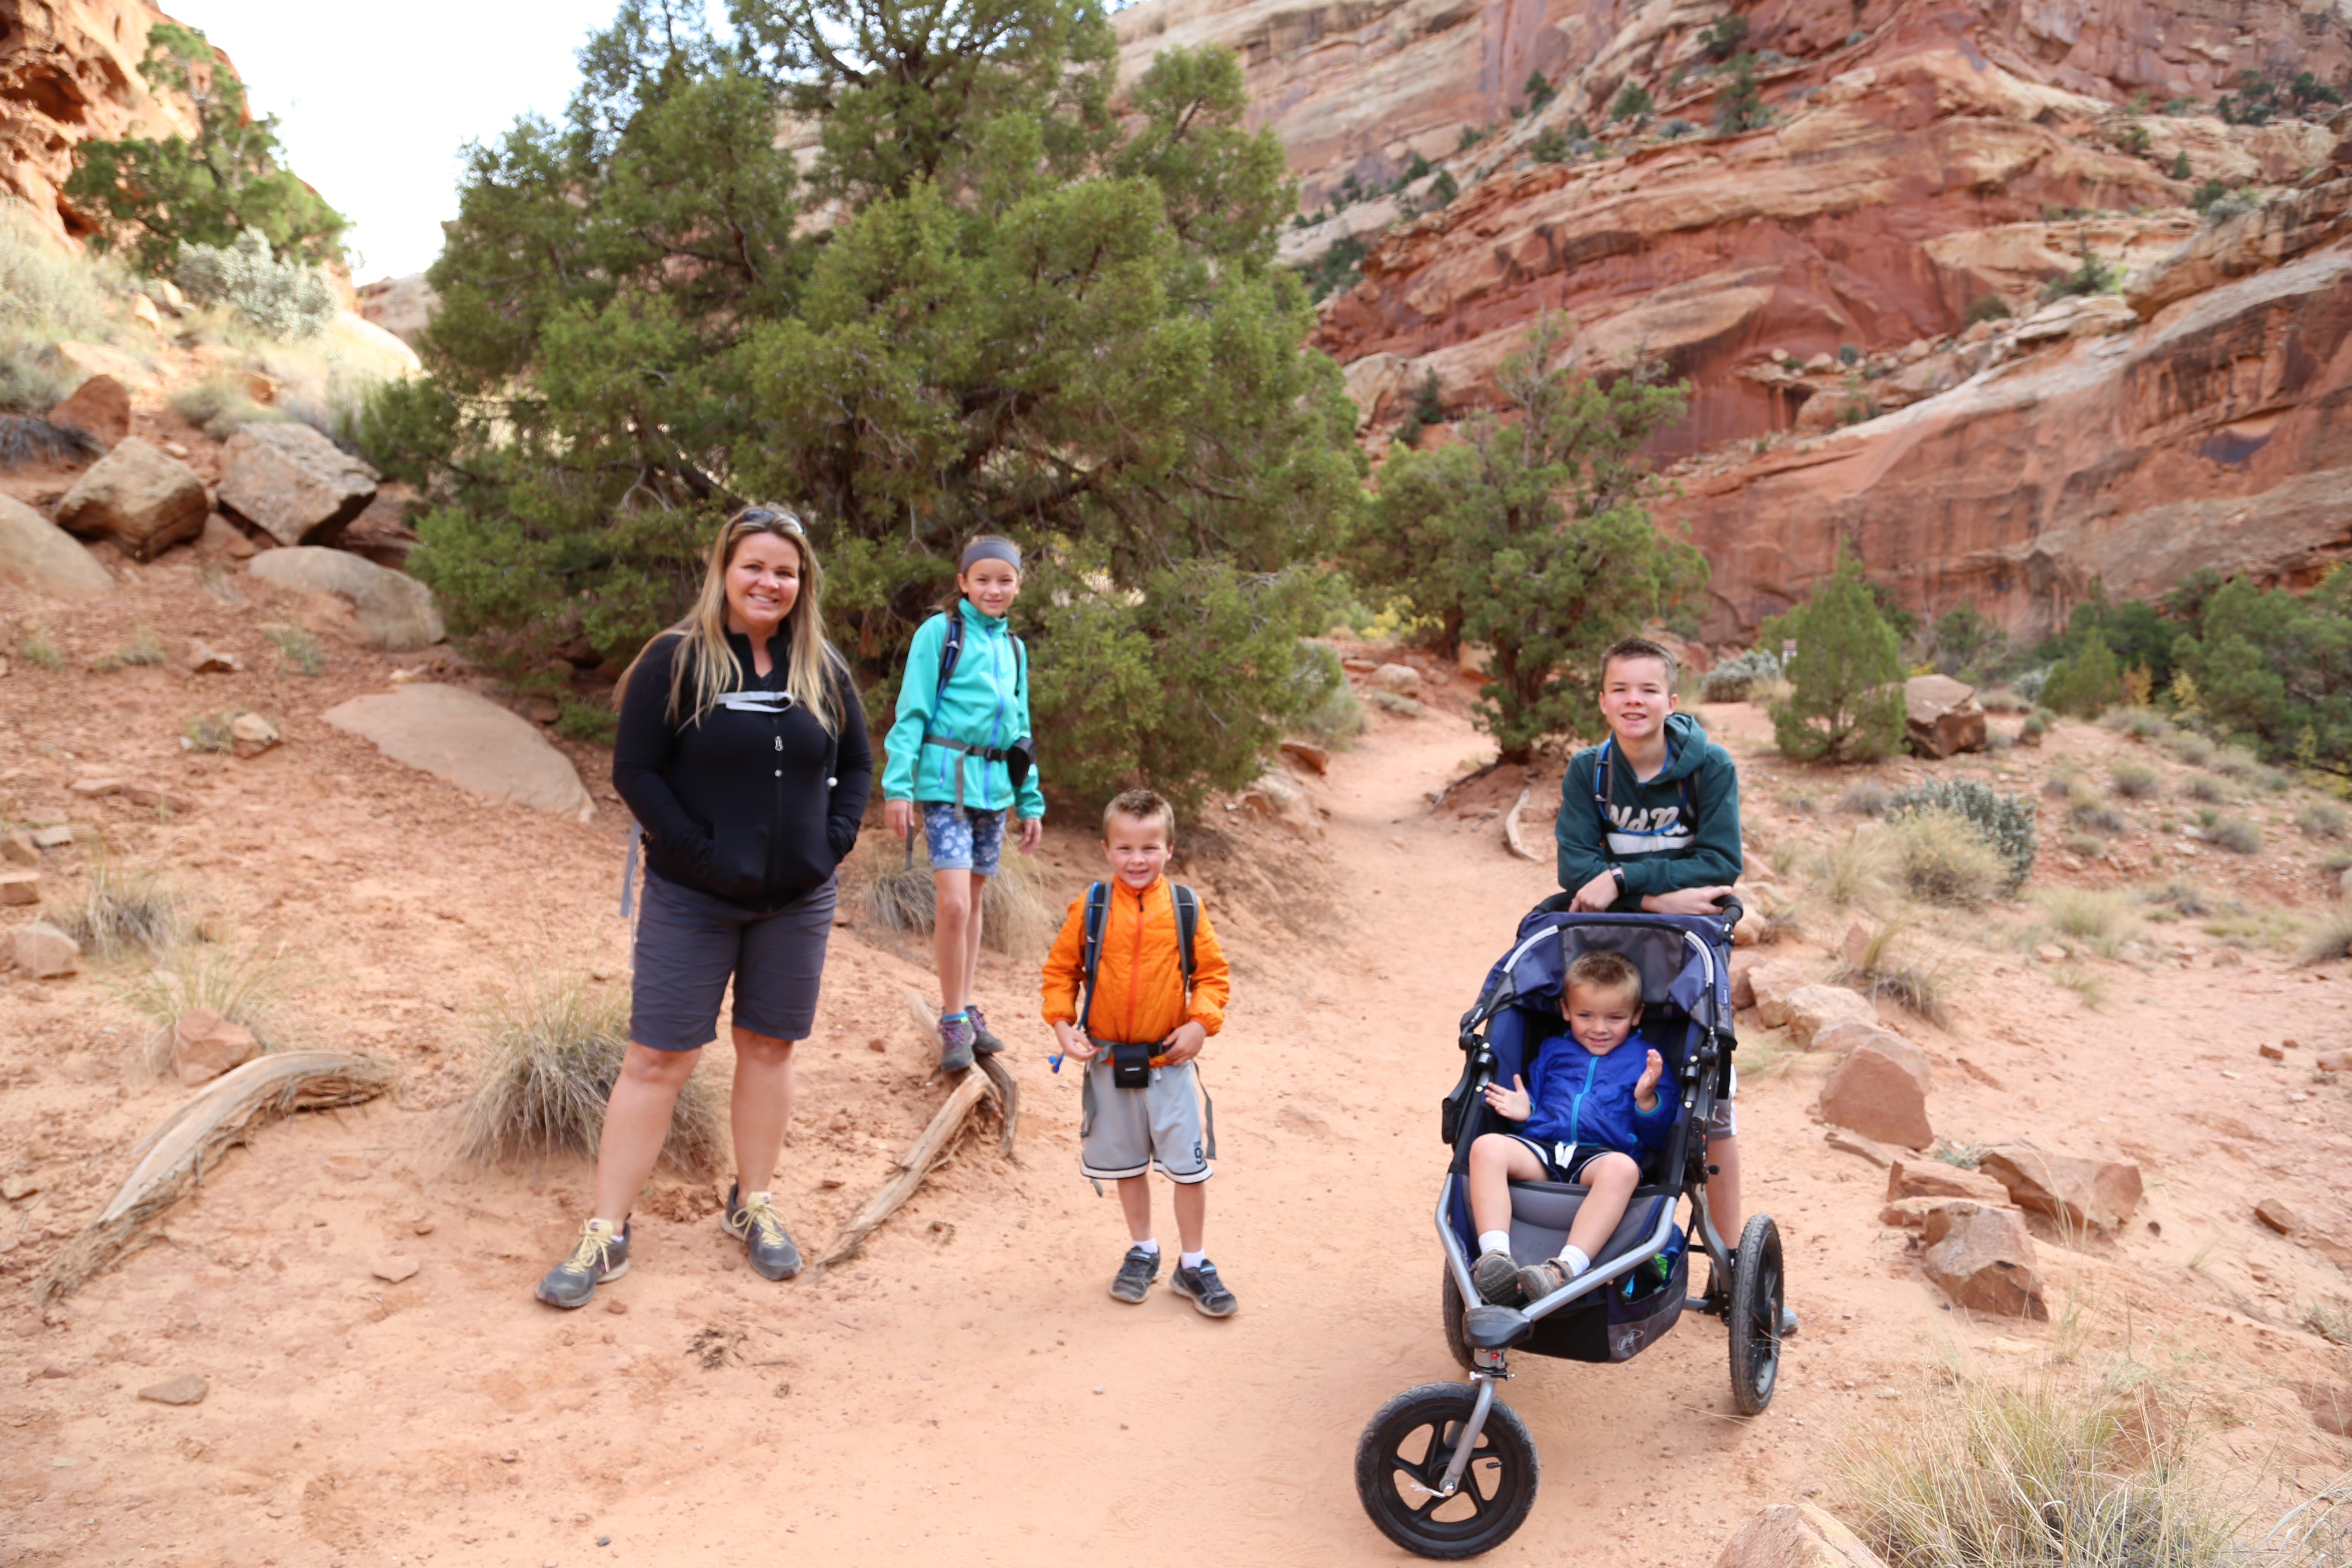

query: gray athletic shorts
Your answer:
[630,870,837,1051]
[1709,1065,1738,1138]
[1078,1055,1213,1183]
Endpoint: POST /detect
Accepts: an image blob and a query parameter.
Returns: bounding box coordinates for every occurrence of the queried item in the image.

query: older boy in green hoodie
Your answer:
[1556,636,1791,1333]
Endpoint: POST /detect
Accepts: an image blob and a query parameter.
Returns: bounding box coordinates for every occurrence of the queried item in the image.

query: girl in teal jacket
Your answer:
[883,536,1046,1071]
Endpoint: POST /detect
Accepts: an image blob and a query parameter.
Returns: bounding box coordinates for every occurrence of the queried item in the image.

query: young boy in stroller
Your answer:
[1466,949,1671,1307]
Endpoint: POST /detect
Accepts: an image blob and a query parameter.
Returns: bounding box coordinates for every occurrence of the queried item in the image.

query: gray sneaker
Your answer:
[938,1013,977,1072]
[967,1004,1007,1056]
[722,1184,803,1281]
[1171,1258,1238,1318]
[1109,1244,1161,1303]
[1472,1249,1523,1306]
[535,1218,629,1309]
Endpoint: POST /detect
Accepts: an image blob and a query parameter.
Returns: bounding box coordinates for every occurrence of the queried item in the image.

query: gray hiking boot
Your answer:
[1472,1249,1524,1306]
[722,1184,803,1281]
[1109,1244,1161,1304]
[938,1013,977,1072]
[1171,1258,1238,1319]
[967,1004,1007,1056]
[535,1217,629,1309]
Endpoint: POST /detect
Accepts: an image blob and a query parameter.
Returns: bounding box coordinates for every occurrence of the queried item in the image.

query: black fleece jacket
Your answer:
[613,630,874,908]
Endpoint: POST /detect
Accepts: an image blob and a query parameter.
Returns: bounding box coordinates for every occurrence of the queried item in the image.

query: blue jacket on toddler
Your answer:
[1517,1033,1677,1162]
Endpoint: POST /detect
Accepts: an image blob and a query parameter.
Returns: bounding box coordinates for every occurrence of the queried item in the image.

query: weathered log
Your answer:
[812,1063,1007,1273]
[1503,786,1542,862]
[38,1050,395,1304]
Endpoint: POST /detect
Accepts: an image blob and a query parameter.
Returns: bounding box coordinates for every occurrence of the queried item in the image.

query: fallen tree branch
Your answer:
[38,1051,395,1305]
[812,1061,1013,1273]
[1503,786,1543,862]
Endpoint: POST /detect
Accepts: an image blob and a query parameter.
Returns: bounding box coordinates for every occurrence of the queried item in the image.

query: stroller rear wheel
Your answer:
[1439,1265,1475,1372]
[1355,1381,1539,1559]
[1727,1212,1783,1415]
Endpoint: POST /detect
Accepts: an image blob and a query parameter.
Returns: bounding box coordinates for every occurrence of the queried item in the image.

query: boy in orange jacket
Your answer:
[1041,787,1237,1317]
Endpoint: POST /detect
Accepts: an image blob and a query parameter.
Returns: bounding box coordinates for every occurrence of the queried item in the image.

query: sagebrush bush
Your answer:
[2009,667,2049,704]
[2298,800,2349,839]
[1886,777,2036,891]
[1838,781,1890,816]
[2109,761,2160,799]
[1699,649,1782,703]
[2182,773,2226,803]
[2207,815,2263,854]
[2300,902,2352,966]
[2212,744,2261,781]
[2041,888,2134,957]
[2100,706,2171,741]
[1890,807,2007,906]
[175,228,336,340]
[2162,730,2216,768]
[2068,798,2129,835]
[2142,877,2211,918]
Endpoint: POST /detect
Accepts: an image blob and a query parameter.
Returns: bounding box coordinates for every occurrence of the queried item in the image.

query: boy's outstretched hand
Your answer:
[1053,1020,1098,1062]
[1483,1074,1532,1122]
[1635,1048,1665,1112]
[1157,1019,1207,1066]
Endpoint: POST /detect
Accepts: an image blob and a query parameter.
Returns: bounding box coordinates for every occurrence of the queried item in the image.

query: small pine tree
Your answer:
[1611,80,1654,122]
[1395,369,1446,447]
[2170,150,2192,180]
[1764,544,1905,762]
[2043,631,2123,716]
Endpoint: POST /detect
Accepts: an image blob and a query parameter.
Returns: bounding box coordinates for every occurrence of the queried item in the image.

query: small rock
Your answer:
[1921,1202,2047,1319]
[1712,1501,1892,1568]
[0,869,37,905]
[1341,656,1378,673]
[171,1008,258,1085]
[163,440,190,459]
[2034,943,2067,963]
[598,1537,612,1547]
[137,1375,208,1406]
[1279,740,1332,775]
[523,694,560,726]
[1,1173,37,1200]
[2254,1197,2298,1234]
[1888,1159,2010,1205]
[122,784,193,814]
[1841,922,1871,972]
[1825,1127,1896,1168]
[30,825,73,849]
[1978,1143,2143,1234]
[323,1154,371,1181]
[2,831,35,866]
[2258,1042,2284,1061]
[230,712,279,758]
[1819,1035,1934,1148]
[371,1253,421,1283]
[1368,662,1422,695]
[189,643,242,674]
[2316,1049,2352,1073]
[411,1216,436,1235]
[68,778,122,798]
[500,1449,519,1463]
[12,921,80,978]
[605,1298,628,1315]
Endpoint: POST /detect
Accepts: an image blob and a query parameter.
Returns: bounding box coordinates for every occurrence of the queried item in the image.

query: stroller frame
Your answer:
[1356,897,1785,1558]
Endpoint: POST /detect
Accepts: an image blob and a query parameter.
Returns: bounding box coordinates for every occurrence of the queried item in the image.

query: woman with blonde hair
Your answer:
[537,507,873,1308]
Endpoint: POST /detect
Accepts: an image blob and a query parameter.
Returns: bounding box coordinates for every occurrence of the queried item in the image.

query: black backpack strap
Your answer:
[1171,884,1199,995]
[936,609,965,693]
[1077,881,1110,1038]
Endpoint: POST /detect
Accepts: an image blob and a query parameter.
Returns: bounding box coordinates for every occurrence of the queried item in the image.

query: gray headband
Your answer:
[961,539,1022,573]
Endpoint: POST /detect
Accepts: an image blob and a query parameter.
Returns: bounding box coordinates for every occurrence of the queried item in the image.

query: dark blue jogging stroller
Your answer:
[1353,896,1785,1558]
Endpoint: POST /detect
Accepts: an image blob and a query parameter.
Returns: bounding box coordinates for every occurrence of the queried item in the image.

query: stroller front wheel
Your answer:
[1355,1381,1539,1559]
[1727,1212,1784,1415]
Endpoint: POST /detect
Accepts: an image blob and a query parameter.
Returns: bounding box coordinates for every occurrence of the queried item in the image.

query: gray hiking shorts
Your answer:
[630,870,837,1051]
[1078,1055,1214,1184]
[1709,1065,1738,1138]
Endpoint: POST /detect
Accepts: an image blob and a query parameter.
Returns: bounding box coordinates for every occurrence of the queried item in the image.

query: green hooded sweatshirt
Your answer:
[1554,711,1743,910]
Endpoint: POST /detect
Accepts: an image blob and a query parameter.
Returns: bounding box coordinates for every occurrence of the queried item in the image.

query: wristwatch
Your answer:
[1608,866,1626,900]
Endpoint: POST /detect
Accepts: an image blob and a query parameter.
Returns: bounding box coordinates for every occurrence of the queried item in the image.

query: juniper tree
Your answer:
[64,23,345,273]
[1764,543,1905,762]
[359,0,1361,807]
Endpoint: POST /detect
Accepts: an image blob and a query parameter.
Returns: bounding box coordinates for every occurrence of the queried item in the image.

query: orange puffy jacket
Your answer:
[1039,876,1229,1045]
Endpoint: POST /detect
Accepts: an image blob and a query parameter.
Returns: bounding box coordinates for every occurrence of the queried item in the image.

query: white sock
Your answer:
[1479,1231,1513,1257]
[1179,1250,1206,1271]
[1133,1238,1160,1256]
[1560,1245,1592,1277]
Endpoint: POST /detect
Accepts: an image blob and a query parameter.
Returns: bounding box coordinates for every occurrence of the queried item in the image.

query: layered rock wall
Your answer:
[0,2,202,244]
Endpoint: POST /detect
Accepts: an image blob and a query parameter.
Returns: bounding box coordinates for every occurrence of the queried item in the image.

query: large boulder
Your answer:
[1921,1201,2047,1319]
[54,437,208,560]
[247,547,444,651]
[11,921,80,978]
[1819,1032,1934,1148]
[1783,984,1876,1048]
[0,493,112,599]
[1905,674,1986,759]
[1713,1503,1891,1568]
[322,683,591,820]
[218,423,378,548]
[1978,1143,2143,1235]
[46,373,129,449]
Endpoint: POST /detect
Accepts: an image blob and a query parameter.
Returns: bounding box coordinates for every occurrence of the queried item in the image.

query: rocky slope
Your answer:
[0,2,205,245]
[1116,0,2352,640]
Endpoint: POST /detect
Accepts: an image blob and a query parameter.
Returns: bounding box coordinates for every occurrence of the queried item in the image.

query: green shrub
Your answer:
[18,622,64,671]
[2207,815,2262,854]
[1610,80,1653,121]
[1890,806,2008,906]
[2162,729,2216,768]
[2182,773,2226,803]
[168,375,280,440]
[1961,295,2012,326]
[2109,760,2159,798]
[1295,644,1368,747]
[2042,631,2122,717]
[1764,544,1905,763]
[263,624,324,676]
[182,708,245,752]
[2101,706,2171,741]
[1699,649,1782,702]
[2039,240,2124,300]
[1886,777,2037,891]
[1711,54,1770,134]
[2068,798,2129,835]
[1530,126,1573,163]
[175,229,337,340]
[554,696,619,744]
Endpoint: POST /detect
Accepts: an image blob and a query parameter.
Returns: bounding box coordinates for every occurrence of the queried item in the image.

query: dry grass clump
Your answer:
[448,969,721,1174]
[106,939,313,1073]
[17,620,64,671]
[2101,707,2174,741]
[2141,878,2211,919]
[0,412,105,465]
[2163,731,2218,769]
[2204,814,2263,855]
[2300,902,2352,967]
[1746,674,1794,708]
[1834,1377,2340,1568]
[1811,827,1891,910]
[2068,797,2130,836]
[2182,773,2228,804]
[1838,781,1891,817]
[2040,888,2135,959]
[1831,914,1952,1026]
[58,858,187,961]
[1890,808,2006,908]
[2109,761,2160,799]
[2307,1298,2352,1347]
[851,833,1057,958]
[2297,800,2349,840]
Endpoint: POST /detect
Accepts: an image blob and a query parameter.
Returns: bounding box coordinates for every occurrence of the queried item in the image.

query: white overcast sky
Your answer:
[175,2,715,281]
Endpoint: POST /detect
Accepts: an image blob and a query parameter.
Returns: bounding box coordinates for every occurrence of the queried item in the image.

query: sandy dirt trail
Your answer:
[6,595,2351,1566]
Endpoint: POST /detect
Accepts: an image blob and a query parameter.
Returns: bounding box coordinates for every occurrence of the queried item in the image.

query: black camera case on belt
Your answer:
[1110,1040,1154,1089]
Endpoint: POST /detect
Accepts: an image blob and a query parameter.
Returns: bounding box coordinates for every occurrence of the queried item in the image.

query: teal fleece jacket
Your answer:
[882,601,1047,819]
[1555,712,1742,910]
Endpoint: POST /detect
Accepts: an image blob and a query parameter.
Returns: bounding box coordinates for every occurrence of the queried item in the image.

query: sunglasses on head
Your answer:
[735,508,805,535]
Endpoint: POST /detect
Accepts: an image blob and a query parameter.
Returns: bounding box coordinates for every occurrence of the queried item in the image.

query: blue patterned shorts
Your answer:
[923,802,1006,875]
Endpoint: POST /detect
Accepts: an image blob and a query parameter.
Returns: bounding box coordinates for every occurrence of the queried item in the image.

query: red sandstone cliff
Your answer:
[0,2,207,245]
